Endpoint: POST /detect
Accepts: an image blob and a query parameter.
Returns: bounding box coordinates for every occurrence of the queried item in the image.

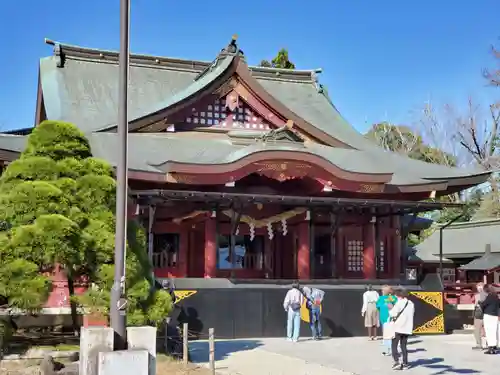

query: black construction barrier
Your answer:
[172,289,445,339]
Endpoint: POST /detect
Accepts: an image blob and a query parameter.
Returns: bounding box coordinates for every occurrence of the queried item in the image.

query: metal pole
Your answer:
[438,226,444,284]
[147,205,156,261]
[110,0,130,349]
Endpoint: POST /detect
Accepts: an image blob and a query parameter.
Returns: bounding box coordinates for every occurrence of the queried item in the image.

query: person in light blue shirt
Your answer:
[376,285,397,355]
[303,286,325,340]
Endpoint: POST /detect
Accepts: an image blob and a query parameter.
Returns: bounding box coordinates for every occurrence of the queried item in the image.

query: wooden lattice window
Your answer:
[347,240,364,272]
[377,241,386,272]
[185,97,272,130]
[442,268,456,284]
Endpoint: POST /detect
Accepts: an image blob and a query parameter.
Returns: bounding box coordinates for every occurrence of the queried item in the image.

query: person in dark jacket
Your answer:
[479,284,500,354]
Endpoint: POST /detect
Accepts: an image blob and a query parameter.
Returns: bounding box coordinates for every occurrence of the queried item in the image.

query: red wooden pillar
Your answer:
[204,217,217,278]
[392,217,402,278]
[363,221,377,279]
[178,227,189,277]
[297,222,311,280]
[336,227,345,278]
[264,237,273,278]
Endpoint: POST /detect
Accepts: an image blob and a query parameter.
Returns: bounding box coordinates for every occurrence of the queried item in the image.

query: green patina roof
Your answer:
[414,218,500,261]
[0,39,490,190]
[84,131,487,187]
[0,134,28,152]
[87,132,392,176]
[83,132,486,188]
[34,41,489,184]
[38,41,382,150]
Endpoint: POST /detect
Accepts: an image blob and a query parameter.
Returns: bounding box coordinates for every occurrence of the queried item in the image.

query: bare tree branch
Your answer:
[415,101,464,168]
[483,43,500,87]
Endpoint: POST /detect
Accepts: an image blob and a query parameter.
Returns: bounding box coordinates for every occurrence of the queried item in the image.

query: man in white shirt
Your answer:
[283,281,304,342]
[389,288,415,371]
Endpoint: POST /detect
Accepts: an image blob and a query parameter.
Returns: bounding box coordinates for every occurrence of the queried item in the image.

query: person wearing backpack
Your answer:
[388,288,415,371]
[303,286,325,340]
[283,281,304,342]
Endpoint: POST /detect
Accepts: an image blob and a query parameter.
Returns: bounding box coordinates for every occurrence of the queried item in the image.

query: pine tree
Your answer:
[0,120,172,330]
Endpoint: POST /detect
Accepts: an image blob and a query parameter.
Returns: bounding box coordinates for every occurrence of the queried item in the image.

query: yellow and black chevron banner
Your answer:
[409,291,444,334]
[173,290,197,304]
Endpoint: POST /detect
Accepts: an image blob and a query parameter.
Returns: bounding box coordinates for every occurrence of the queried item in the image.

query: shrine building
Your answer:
[0,37,492,283]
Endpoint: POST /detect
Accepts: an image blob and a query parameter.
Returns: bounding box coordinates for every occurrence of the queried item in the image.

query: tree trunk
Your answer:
[66,277,79,336]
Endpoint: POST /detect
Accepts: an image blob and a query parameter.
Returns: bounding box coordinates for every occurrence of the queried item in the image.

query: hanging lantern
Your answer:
[249,222,255,241]
[267,222,274,240]
[281,218,288,236]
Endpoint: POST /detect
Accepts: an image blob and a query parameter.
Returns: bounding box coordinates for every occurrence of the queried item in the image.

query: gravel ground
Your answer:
[190,334,499,375]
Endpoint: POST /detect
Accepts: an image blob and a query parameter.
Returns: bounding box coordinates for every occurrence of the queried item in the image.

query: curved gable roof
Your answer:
[38,39,375,148]
[34,38,492,191]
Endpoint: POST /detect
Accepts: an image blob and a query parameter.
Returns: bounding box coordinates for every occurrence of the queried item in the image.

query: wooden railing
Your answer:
[152,251,177,269]
[444,283,500,306]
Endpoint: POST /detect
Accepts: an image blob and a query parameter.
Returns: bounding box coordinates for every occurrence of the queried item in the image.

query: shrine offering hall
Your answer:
[1,36,491,282]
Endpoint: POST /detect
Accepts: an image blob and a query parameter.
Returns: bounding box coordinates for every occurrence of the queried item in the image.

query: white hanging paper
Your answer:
[249,222,255,241]
[267,222,274,240]
[281,218,287,236]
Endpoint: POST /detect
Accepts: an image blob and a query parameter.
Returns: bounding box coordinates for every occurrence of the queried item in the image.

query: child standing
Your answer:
[376,285,397,355]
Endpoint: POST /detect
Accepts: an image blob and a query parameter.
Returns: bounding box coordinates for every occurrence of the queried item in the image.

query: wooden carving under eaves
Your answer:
[225,90,239,112]
[254,161,311,182]
[215,77,238,98]
[259,124,305,143]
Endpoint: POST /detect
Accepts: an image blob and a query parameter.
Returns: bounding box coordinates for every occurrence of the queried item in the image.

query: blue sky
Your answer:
[0,0,497,133]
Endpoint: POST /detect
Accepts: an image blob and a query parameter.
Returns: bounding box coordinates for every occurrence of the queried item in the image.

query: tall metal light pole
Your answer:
[111,0,130,349]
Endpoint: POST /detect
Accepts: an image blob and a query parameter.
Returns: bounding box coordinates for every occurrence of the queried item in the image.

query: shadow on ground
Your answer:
[189,339,262,363]
[412,357,481,374]
[407,338,423,345]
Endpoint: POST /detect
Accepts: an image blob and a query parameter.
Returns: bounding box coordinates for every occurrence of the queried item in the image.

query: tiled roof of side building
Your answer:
[414,218,500,261]
[0,134,28,152]
[459,251,500,271]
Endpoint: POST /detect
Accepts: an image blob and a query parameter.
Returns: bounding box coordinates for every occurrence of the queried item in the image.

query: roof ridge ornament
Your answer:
[195,35,242,81]
[219,35,244,58]
[311,71,322,92]
[46,38,66,68]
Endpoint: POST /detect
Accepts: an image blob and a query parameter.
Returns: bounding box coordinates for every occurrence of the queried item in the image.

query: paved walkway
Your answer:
[189,334,499,375]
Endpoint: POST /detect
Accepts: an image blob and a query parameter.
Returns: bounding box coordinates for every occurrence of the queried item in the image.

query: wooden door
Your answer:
[313,233,332,279]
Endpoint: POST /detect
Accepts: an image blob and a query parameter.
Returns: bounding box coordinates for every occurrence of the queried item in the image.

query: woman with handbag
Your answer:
[472,282,486,350]
[388,288,415,371]
[479,284,500,354]
[362,285,380,340]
